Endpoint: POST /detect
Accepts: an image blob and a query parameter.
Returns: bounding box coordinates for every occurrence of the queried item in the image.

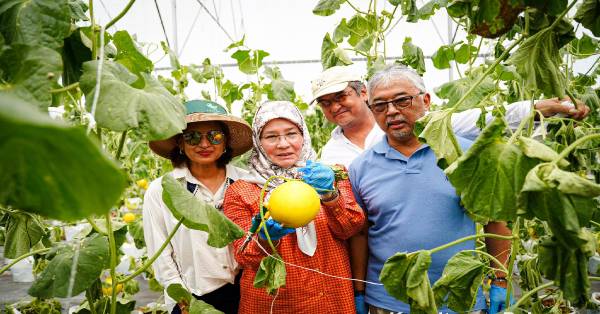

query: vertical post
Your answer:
[172,0,179,56]
[447,13,453,81]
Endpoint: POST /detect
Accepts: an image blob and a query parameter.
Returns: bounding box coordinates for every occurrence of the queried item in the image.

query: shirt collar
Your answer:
[171,165,237,184]
[372,136,430,160]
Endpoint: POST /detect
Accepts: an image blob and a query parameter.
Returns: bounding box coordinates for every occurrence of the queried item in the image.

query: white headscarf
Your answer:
[244,101,318,256]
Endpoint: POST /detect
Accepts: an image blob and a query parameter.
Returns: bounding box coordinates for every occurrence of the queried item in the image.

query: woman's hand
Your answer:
[258,218,295,241]
[299,160,335,195]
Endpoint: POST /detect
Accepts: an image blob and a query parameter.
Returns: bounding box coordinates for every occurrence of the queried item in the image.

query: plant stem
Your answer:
[50,82,79,93]
[86,290,98,314]
[115,131,128,161]
[460,250,509,275]
[105,0,136,29]
[450,36,525,111]
[565,89,580,110]
[345,0,367,14]
[0,248,50,275]
[552,134,600,165]
[590,276,600,281]
[508,99,536,144]
[509,281,553,311]
[86,217,106,235]
[549,0,578,31]
[118,219,184,284]
[89,0,96,59]
[105,213,118,314]
[429,233,513,254]
[505,218,521,307]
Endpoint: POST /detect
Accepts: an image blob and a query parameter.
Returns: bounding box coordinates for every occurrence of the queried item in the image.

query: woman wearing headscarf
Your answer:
[223,100,365,313]
[143,100,253,313]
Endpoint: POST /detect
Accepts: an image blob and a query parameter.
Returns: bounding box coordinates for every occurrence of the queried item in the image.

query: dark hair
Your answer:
[169,121,233,169]
[347,81,365,95]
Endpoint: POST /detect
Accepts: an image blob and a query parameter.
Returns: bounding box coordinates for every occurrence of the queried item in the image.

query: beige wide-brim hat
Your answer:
[149,100,253,159]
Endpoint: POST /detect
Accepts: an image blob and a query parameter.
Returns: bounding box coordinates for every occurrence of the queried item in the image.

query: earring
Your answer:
[179,148,184,155]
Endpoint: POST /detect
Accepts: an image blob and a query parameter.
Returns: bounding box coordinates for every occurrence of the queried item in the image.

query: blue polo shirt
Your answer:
[349,135,486,313]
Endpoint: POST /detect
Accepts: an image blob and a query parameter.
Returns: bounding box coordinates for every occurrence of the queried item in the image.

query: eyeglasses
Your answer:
[369,92,425,114]
[260,132,302,145]
[182,130,225,145]
[317,89,355,108]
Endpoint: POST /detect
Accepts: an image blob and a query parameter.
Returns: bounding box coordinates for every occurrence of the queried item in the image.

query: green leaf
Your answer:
[0,94,127,221]
[312,0,345,16]
[414,109,461,169]
[29,234,109,298]
[354,34,376,54]
[160,41,181,70]
[265,66,295,101]
[524,0,567,16]
[224,35,245,52]
[432,251,485,313]
[321,33,353,69]
[431,45,454,69]
[399,37,426,74]
[219,80,245,109]
[569,34,599,57]
[508,28,566,97]
[434,72,495,111]
[417,0,448,20]
[380,251,437,314]
[166,283,192,304]
[0,0,71,50]
[3,211,45,258]
[79,60,186,141]
[574,0,600,37]
[127,220,145,249]
[445,118,540,223]
[518,163,600,248]
[231,49,269,75]
[454,43,477,64]
[189,299,223,314]
[517,256,542,292]
[516,136,568,167]
[333,18,351,42]
[401,0,419,22]
[68,0,89,21]
[253,255,287,295]
[61,28,92,86]
[189,58,224,83]
[113,30,154,83]
[0,44,62,108]
[161,175,244,248]
[538,232,596,306]
[468,0,525,38]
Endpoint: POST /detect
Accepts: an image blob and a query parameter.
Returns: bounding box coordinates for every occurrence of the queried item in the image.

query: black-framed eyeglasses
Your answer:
[182,130,225,146]
[369,92,425,114]
[317,89,355,108]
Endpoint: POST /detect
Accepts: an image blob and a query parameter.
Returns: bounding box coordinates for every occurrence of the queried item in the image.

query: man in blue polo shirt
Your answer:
[349,65,512,314]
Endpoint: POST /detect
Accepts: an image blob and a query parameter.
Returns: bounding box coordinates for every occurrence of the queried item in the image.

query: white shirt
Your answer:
[142,164,248,308]
[320,101,533,168]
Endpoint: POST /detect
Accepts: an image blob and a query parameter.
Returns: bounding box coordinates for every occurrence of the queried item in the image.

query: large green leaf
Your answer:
[574,0,600,37]
[161,175,244,248]
[380,251,437,314]
[167,283,192,304]
[432,252,485,312]
[417,0,448,20]
[434,72,496,111]
[0,0,71,50]
[253,255,287,295]
[399,37,426,75]
[29,234,109,298]
[445,118,540,223]
[0,95,127,221]
[113,30,154,84]
[61,28,92,86]
[0,44,62,108]
[431,45,454,70]
[518,163,600,248]
[414,109,461,169]
[538,232,596,306]
[321,33,353,69]
[3,211,45,258]
[79,60,186,141]
[312,0,345,16]
[264,66,295,101]
[508,28,566,97]
[400,0,419,22]
[230,49,269,75]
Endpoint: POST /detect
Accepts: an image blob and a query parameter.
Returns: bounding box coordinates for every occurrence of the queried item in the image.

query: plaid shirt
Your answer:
[223,178,365,314]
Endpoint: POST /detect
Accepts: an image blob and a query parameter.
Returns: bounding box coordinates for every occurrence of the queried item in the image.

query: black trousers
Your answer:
[172,273,241,314]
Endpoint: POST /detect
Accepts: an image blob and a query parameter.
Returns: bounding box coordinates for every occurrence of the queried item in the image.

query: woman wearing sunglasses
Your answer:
[143,100,253,314]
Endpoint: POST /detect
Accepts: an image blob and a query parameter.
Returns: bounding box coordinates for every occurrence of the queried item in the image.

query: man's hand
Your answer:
[534,98,590,120]
[488,283,514,314]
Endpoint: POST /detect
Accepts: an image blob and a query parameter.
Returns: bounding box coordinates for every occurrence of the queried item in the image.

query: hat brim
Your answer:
[310,82,349,104]
[149,113,253,159]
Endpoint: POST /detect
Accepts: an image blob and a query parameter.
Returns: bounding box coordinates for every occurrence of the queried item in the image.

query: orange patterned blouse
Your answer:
[223,177,365,314]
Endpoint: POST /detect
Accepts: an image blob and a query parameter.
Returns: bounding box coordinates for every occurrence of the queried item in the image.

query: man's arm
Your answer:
[483,222,512,287]
[349,222,369,292]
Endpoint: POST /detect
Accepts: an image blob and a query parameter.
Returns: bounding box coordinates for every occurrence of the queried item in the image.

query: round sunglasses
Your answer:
[182,130,225,145]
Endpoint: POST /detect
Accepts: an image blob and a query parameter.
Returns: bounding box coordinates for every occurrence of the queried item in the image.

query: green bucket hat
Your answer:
[149,100,253,159]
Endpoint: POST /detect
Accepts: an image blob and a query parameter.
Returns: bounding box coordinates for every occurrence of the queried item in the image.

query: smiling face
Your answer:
[259,118,304,169]
[370,79,430,144]
[316,84,370,128]
[179,121,226,167]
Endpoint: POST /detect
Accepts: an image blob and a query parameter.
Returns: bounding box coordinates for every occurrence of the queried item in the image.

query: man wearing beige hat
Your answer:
[310,65,590,314]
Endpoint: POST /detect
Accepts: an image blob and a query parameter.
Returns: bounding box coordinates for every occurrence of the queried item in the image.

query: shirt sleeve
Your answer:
[223,182,267,269]
[322,177,366,240]
[451,101,533,140]
[348,163,366,210]
[142,178,184,308]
